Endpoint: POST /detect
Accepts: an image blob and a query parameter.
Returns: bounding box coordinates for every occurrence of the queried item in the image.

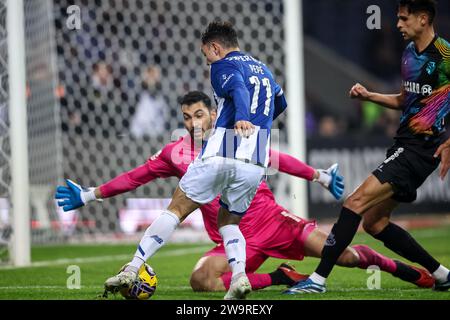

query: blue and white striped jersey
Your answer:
[201,51,286,167]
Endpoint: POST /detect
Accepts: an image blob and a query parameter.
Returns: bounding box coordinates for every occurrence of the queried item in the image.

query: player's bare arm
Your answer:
[434,138,450,180]
[349,83,405,110]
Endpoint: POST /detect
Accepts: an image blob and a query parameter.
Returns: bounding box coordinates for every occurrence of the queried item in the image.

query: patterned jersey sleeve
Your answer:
[436,38,450,82]
[445,39,450,79]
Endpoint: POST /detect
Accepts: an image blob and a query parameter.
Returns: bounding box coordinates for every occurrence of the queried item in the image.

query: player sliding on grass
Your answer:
[285,0,450,295]
[61,20,289,300]
[56,91,434,296]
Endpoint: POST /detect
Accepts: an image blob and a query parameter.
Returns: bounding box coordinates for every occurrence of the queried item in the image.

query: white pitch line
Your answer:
[0,286,67,289]
[0,285,194,290]
[0,246,211,270]
[0,286,431,293]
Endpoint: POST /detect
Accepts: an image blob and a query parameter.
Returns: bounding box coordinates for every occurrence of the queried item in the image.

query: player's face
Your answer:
[397,7,428,41]
[201,43,221,65]
[181,102,216,141]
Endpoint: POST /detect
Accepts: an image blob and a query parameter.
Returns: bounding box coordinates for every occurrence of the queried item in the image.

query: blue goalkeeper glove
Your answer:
[314,163,345,200]
[55,179,101,212]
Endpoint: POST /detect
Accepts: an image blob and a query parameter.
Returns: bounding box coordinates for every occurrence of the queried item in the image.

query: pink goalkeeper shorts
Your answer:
[204,214,317,273]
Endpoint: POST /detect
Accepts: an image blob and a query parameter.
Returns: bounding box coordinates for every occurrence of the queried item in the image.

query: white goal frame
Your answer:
[8,0,30,266]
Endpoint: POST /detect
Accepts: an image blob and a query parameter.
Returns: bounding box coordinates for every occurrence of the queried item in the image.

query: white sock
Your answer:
[310,272,326,285]
[219,224,246,279]
[126,257,144,274]
[432,265,450,283]
[125,210,180,273]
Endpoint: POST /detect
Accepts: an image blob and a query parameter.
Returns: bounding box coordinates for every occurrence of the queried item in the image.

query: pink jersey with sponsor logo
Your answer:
[100,135,315,244]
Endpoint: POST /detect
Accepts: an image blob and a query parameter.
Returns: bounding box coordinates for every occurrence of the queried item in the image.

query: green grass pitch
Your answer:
[0,226,449,300]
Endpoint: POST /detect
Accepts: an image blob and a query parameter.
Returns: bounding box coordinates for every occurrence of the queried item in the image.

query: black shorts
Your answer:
[372,141,440,203]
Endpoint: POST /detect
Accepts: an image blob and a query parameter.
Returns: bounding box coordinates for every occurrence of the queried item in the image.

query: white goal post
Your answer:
[284,0,308,219]
[7,0,30,266]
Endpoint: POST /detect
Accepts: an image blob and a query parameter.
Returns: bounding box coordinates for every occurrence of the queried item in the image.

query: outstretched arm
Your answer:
[269,150,345,200]
[349,83,405,110]
[97,162,163,199]
[269,149,316,181]
[56,147,175,211]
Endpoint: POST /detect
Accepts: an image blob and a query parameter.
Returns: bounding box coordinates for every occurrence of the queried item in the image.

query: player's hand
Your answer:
[314,164,345,200]
[234,120,255,138]
[434,139,450,180]
[349,83,370,100]
[55,179,101,212]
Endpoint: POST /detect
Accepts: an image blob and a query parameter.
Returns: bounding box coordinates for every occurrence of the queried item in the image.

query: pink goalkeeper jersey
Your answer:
[99,135,315,244]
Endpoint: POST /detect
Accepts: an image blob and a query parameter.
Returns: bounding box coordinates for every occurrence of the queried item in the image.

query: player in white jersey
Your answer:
[98,21,290,300]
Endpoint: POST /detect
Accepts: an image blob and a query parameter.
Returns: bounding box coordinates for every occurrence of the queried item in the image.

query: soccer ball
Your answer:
[118,263,157,300]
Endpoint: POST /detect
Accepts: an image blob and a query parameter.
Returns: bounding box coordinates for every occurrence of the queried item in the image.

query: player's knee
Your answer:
[190,269,216,292]
[190,269,207,292]
[343,194,362,212]
[343,191,372,214]
[362,220,376,235]
[362,220,385,236]
[166,206,189,222]
[337,248,359,267]
[217,208,242,229]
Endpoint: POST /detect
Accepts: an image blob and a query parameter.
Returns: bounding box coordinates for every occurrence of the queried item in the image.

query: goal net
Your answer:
[52,0,289,241]
[0,0,10,262]
[3,0,295,264]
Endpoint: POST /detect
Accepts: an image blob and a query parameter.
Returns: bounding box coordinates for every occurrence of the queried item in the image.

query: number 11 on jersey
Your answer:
[249,76,272,116]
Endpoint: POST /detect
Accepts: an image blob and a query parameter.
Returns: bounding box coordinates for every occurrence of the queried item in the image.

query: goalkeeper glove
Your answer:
[55,179,102,212]
[313,163,345,200]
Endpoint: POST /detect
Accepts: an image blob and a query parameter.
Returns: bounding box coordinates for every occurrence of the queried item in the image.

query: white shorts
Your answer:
[179,156,265,215]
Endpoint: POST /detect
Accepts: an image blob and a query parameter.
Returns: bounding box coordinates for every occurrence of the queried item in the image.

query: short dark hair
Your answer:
[178,91,214,111]
[201,20,239,48]
[398,0,437,24]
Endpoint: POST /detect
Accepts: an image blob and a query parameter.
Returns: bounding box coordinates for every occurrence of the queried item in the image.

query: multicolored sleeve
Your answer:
[435,38,450,81]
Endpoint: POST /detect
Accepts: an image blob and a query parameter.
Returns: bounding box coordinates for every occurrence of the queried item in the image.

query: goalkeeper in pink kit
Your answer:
[56,91,434,293]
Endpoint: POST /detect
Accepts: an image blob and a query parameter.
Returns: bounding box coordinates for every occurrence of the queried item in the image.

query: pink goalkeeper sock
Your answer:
[220,272,272,290]
[353,244,397,273]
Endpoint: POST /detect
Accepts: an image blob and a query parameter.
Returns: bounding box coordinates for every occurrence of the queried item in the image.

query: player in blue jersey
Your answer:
[286,0,450,295]
[200,22,287,167]
[99,21,312,300]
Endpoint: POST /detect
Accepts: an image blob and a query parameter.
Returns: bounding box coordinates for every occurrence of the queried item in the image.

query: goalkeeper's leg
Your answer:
[104,187,201,293]
[190,254,308,292]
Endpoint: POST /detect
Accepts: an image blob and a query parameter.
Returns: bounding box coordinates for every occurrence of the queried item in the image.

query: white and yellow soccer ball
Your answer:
[118,263,158,300]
